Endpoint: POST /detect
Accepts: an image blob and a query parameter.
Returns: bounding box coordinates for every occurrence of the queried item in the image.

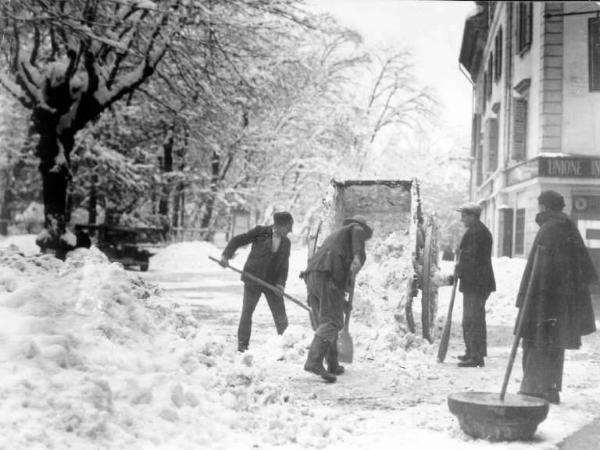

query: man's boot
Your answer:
[326,338,345,375]
[304,336,336,383]
[238,341,249,353]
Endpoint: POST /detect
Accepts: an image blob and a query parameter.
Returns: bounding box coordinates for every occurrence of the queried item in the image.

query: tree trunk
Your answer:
[200,151,220,240]
[158,128,174,219]
[88,179,97,225]
[0,169,12,236]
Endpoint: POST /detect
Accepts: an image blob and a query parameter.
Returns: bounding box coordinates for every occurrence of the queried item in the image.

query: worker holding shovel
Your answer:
[219,212,294,352]
[301,215,372,383]
[516,190,597,404]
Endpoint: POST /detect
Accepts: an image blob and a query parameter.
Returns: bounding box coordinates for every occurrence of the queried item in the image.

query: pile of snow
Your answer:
[149,241,225,273]
[0,234,40,256]
[486,257,528,326]
[0,246,346,449]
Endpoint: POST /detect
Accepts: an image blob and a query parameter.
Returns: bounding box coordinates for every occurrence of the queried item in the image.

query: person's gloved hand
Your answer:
[219,255,229,268]
[276,284,285,294]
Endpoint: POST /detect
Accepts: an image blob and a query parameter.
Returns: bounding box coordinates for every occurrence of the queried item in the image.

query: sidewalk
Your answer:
[559,417,600,449]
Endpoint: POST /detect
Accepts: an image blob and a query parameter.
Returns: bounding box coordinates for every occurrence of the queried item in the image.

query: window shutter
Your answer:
[495,28,503,81]
[471,114,481,158]
[512,98,527,161]
[484,118,499,172]
[589,17,600,91]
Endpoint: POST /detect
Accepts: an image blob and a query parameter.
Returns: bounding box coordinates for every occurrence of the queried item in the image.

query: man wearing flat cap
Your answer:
[220,211,294,352]
[455,202,496,367]
[516,190,597,404]
[302,215,372,382]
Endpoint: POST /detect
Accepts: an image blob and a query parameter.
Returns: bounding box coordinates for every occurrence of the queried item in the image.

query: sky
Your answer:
[307,0,476,143]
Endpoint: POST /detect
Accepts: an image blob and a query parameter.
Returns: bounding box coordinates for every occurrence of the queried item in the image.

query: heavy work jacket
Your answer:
[516,211,598,349]
[305,224,367,290]
[456,220,496,294]
[222,225,290,287]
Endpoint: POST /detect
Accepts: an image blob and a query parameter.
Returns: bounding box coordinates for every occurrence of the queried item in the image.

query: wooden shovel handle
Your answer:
[208,256,311,312]
[499,246,542,401]
[344,279,355,332]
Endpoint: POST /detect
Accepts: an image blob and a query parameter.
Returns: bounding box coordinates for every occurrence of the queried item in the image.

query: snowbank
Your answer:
[0,246,343,449]
[0,234,39,256]
[149,241,223,273]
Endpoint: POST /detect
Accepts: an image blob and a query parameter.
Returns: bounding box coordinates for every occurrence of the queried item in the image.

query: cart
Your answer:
[74,224,165,271]
[312,179,440,343]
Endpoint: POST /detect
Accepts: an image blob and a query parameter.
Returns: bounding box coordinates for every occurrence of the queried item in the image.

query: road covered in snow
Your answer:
[0,235,599,449]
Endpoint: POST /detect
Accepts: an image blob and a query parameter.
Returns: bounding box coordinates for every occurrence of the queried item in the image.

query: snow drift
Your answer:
[0,246,343,449]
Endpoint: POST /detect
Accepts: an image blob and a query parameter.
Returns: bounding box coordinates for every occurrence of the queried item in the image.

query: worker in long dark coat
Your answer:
[302,215,372,383]
[516,190,597,404]
[455,203,496,367]
[220,212,294,352]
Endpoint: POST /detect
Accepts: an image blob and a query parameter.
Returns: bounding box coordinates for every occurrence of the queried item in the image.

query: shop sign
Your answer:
[539,157,600,178]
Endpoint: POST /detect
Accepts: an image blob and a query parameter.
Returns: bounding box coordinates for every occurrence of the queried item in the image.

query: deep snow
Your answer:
[0,234,599,449]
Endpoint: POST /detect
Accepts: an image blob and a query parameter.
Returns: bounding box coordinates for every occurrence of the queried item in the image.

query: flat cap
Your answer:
[273,211,294,225]
[342,215,373,239]
[456,202,482,217]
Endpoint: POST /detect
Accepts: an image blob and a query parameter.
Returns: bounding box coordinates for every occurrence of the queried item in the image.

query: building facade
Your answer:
[460,2,600,274]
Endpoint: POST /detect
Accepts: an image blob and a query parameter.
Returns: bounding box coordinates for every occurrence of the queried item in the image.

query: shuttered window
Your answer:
[495,28,503,81]
[512,98,528,161]
[518,3,533,54]
[476,129,483,186]
[484,117,499,172]
[487,56,494,99]
[515,208,526,255]
[471,114,481,158]
[589,17,600,91]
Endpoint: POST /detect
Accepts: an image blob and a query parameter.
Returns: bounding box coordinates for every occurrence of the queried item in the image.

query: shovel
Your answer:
[338,278,355,363]
[447,246,549,441]
[208,256,311,312]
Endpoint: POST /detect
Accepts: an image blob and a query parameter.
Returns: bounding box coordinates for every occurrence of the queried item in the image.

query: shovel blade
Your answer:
[338,329,353,363]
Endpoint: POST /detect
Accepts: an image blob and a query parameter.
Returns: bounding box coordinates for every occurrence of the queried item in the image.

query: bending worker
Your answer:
[220,212,294,352]
[302,215,372,383]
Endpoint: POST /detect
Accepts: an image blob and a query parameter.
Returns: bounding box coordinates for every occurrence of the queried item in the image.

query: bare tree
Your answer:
[0,0,310,252]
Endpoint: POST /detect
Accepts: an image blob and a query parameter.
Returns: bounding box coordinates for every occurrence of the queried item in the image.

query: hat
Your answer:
[273,211,294,226]
[538,190,565,211]
[342,215,373,239]
[456,202,482,217]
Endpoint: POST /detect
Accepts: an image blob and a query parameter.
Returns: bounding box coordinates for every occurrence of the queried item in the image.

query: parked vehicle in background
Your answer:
[74,224,165,271]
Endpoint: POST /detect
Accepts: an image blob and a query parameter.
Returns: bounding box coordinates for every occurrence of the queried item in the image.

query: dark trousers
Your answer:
[305,272,345,343]
[238,283,288,349]
[462,290,489,359]
[520,340,564,396]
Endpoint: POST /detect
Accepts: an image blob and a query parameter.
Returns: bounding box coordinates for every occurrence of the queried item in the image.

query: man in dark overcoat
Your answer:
[302,215,372,383]
[455,203,496,367]
[516,190,597,404]
[220,212,294,352]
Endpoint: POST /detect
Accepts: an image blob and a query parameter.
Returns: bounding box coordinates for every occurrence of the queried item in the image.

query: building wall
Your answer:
[562,4,600,155]
[464,2,600,261]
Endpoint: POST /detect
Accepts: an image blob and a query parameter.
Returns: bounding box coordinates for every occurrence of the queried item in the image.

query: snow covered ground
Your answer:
[0,234,599,449]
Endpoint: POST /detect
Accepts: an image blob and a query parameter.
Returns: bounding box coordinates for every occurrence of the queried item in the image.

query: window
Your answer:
[515,208,526,254]
[487,55,494,100]
[589,17,600,91]
[483,72,488,109]
[512,97,528,161]
[494,28,503,81]
[484,117,499,172]
[517,2,533,54]
[471,114,481,158]
[500,208,514,257]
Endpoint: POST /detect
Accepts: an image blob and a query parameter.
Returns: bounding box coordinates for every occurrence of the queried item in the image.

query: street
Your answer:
[141,250,600,450]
